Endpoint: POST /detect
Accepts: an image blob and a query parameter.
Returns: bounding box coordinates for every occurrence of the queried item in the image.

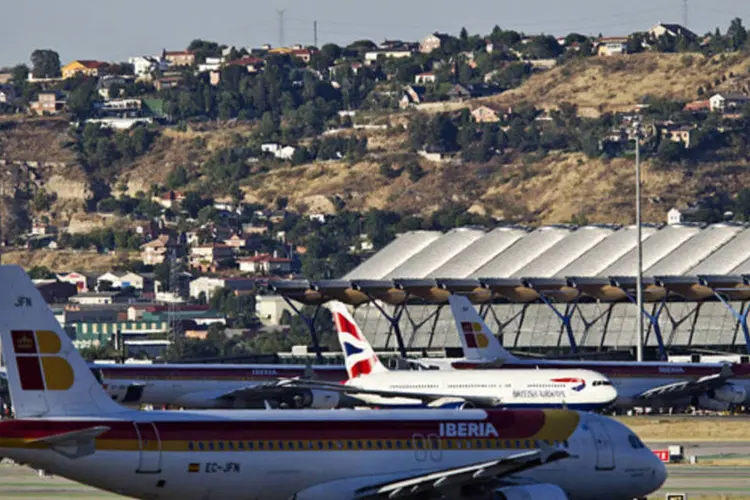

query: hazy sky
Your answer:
[2,0,750,67]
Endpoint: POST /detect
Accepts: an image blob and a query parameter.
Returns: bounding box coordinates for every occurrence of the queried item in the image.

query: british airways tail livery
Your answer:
[0,266,666,500]
[331,301,387,379]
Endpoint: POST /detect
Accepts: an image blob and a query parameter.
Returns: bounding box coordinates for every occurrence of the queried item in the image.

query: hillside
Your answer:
[4,53,750,227]
[480,52,750,116]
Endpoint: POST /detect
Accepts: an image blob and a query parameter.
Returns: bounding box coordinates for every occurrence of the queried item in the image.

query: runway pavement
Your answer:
[0,461,121,499]
[657,466,750,496]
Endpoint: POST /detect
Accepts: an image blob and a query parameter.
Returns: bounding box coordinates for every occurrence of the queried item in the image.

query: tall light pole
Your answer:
[635,123,644,362]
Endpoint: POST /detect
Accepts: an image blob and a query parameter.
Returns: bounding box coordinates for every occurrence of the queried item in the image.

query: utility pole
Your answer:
[635,122,644,362]
[314,20,318,48]
[276,9,286,48]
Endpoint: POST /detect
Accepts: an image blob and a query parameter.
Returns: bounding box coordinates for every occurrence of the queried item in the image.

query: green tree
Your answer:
[10,64,28,85]
[67,78,99,120]
[166,166,189,189]
[30,49,61,78]
[28,266,54,279]
[728,18,748,50]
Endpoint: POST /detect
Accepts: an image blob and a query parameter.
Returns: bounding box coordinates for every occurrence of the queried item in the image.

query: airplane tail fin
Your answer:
[448,295,518,362]
[0,265,125,418]
[329,301,387,380]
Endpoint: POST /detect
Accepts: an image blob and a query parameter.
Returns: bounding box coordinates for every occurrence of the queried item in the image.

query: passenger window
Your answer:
[218,442,224,450]
[188,442,194,451]
[238,442,244,450]
[228,442,234,450]
[208,442,214,450]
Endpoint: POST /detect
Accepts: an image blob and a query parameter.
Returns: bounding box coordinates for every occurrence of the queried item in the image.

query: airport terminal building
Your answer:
[273,223,750,359]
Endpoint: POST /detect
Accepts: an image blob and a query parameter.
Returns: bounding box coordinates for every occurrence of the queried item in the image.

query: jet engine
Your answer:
[494,484,569,500]
[294,389,340,409]
[696,383,746,411]
[711,383,746,404]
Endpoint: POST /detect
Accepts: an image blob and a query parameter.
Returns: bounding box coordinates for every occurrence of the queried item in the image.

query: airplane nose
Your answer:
[650,453,668,491]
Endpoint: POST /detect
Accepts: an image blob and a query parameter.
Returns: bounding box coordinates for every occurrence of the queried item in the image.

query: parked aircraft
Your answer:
[93,362,348,409]
[448,295,749,410]
[0,265,666,500]
[293,302,618,411]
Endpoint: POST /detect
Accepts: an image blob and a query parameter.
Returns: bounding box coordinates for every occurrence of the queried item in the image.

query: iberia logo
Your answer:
[11,330,74,391]
[551,377,586,392]
[335,313,374,378]
[461,322,489,348]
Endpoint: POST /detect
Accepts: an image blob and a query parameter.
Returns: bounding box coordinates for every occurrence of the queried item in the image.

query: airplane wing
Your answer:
[636,364,734,401]
[354,445,570,499]
[288,380,501,408]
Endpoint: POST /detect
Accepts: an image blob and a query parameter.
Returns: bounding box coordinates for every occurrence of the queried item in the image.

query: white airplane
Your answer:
[93,363,348,409]
[448,295,750,410]
[0,265,666,500]
[292,302,618,411]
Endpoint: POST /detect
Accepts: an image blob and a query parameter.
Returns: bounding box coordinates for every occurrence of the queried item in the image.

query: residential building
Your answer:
[709,93,750,113]
[414,72,436,85]
[471,105,508,123]
[667,206,701,225]
[261,143,296,160]
[97,271,147,291]
[364,49,413,64]
[69,291,130,306]
[31,222,57,236]
[128,56,168,79]
[97,75,128,99]
[420,33,451,54]
[228,56,264,73]
[596,37,629,56]
[163,50,196,67]
[291,48,317,63]
[649,23,697,41]
[29,91,66,115]
[238,253,292,274]
[255,294,295,325]
[683,100,711,113]
[189,276,257,300]
[62,60,109,79]
[154,73,184,91]
[223,233,250,251]
[154,190,185,209]
[198,56,225,73]
[56,272,96,293]
[190,243,234,272]
[661,124,694,148]
[0,84,17,104]
[140,234,175,265]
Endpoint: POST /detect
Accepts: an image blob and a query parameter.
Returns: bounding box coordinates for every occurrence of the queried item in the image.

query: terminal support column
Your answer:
[536,294,580,354]
[364,297,408,358]
[278,296,324,363]
[712,293,750,354]
[622,292,667,361]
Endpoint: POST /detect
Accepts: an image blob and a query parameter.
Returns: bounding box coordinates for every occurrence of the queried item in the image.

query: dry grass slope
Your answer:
[482,53,750,116]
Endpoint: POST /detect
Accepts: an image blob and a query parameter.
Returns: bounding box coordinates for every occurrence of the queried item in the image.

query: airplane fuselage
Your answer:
[0,409,664,500]
[96,364,347,408]
[452,359,750,407]
[346,368,617,410]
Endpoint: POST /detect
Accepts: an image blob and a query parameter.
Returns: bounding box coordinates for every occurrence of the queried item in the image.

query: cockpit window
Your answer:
[592,380,613,387]
[628,435,645,449]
